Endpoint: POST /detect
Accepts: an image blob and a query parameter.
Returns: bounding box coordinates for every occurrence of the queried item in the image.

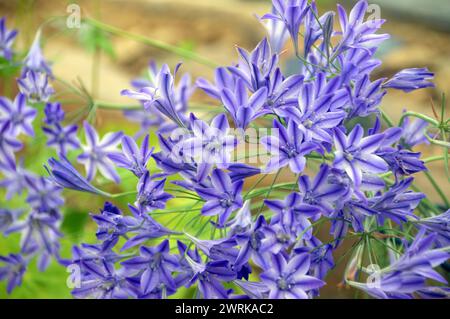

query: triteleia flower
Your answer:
[260,252,324,299]
[78,121,123,183]
[333,124,388,186]
[258,7,289,53]
[25,176,64,212]
[46,157,105,195]
[180,113,238,169]
[0,209,23,234]
[413,210,450,247]
[42,123,80,156]
[345,74,386,118]
[0,158,31,199]
[350,229,449,299]
[277,74,347,144]
[121,240,179,295]
[219,79,268,129]
[17,70,54,103]
[262,0,309,54]
[186,256,236,299]
[0,122,21,169]
[72,264,137,299]
[335,0,389,54]
[265,192,320,239]
[399,115,429,148]
[108,134,153,178]
[298,164,345,215]
[22,30,52,76]
[195,169,243,226]
[261,119,316,173]
[383,68,434,92]
[43,102,65,125]
[0,93,37,137]
[0,254,27,294]
[0,17,18,61]
[135,171,173,213]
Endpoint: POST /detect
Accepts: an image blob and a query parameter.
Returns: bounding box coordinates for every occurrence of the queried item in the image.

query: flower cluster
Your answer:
[0,0,449,299]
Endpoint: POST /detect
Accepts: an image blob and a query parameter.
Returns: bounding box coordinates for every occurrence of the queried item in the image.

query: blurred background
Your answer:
[0,0,449,298]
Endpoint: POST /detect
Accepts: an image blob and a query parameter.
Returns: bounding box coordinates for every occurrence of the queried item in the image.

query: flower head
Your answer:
[78,121,123,183]
[0,93,37,137]
[17,70,54,103]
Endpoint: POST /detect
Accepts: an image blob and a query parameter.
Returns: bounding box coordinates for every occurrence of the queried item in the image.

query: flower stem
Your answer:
[84,17,219,69]
[423,170,450,208]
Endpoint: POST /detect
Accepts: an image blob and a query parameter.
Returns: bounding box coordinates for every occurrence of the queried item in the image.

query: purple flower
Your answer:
[25,176,64,212]
[6,210,62,260]
[78,121,123,183]
[22,31,52,76]
[46,157,105,195]
[43,102,65,125]
[220,79,268,129]
[377,147,426,177]
[265,192,320,239]
[0,208,23,234]
[195,169,243,226]
[121,240,179,295]
[277,74,346,144]
[180,113,238,169]
[414,210,450,247]
[108,134,153,178]
[261,119,316,173]
[370,178,425,225]
[262,0,309,54]
[0,254,27,294]
[350,229,449,299]
[186,256,236,299]
[72,265,137,299]
[335,1,389,54]
[383,68,434,92]
[122,63,192,128]
[0,159,31,199]
[17,70,54,103]
[135,171,173,213]
[345,75,386,118]
[333,124,388,186]
[259,8,289,53]
[43,123,80,156]
[260,252,324,299]
[123,108,166,138]
[0,93,37,137]
[0,122,21,169]
[400,115,429,147]
[298,164,345,215]
[0,17,17,61]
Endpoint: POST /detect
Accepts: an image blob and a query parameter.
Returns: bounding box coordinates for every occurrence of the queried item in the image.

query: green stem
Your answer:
[399,111,439,127]
[85,17,219,69]
[423,170,450,207]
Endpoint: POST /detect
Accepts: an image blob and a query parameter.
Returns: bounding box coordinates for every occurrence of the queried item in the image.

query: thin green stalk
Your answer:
[423,170,450,207]
[85,17,219,69]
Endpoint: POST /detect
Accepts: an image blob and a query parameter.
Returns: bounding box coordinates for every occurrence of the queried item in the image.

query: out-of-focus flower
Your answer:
[22,30,52,76]
[0,254,27,294]
[25,176,64,212]
[0,93,37,137]
[43,124,80,156]
[17,70,54,103]
[400,115,429,148]
[0,17,17,61]
[78,121,123,183]
[383,68,434,92]
[43,102,65,125]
